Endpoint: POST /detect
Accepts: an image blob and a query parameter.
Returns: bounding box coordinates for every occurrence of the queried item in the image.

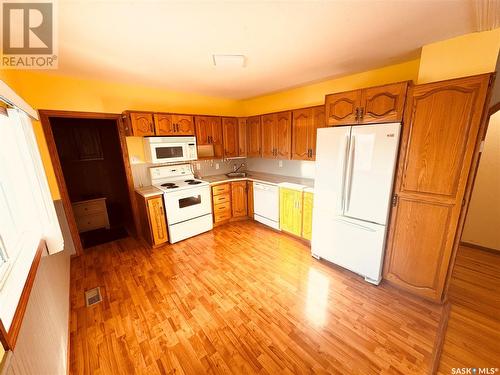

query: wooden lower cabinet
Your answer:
[211,181,254,225]
[135,193,168,247]
[247,181,254,217]
[231,181,247,217]
[383,74,493,302]
[302,192,313,240]
[279,188,303,236]
[212,183,232,224]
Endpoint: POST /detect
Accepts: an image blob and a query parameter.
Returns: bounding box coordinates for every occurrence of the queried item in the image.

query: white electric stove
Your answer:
[150,164,213,243]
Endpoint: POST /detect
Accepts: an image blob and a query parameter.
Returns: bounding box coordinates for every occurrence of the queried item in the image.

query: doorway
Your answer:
[40,111,139,255]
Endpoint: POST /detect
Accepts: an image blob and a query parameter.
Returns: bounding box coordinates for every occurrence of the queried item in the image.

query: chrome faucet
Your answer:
[233,162,246,172]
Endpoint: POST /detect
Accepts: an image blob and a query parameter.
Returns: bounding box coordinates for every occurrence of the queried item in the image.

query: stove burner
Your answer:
[184,179,195,183]
[161,182,176,187]
[165,185,179,189]
[188,181,202,185]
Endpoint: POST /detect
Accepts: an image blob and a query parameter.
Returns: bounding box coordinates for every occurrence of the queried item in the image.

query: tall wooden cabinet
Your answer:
[325,82,409,126]
[247,116,262,157]
[261,111,292,159]
[384,74,493,302]
[292,105,325,160]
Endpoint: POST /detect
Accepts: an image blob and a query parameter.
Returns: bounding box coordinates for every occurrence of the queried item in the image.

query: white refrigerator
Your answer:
[311,123,401,284]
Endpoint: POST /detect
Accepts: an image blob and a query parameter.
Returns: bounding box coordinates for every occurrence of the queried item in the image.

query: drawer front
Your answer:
[213,201,231,222]
[212,184,230,196]
[76,213,108,232]
[73,201,105,217]
[213,193,230,205]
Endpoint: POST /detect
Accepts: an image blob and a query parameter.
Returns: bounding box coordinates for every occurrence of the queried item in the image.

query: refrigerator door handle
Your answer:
[339,134,350,211]
[336,218,377,232]
[345,135,356,212]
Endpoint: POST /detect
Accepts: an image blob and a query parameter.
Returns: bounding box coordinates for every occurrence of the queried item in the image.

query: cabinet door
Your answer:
[210,117,224,158]
[261,113,276,158]
[173,115,195,135]
[275,111,292,159]
[222,117,239,158]
[247,181,254,217]
[325,90,361,126]
[361,82,408,124]
[194,116,210,145]
[130,112,155,136]
[247,116,262,157]
[302,192,313,240]
[238,118,247,156]
[231,181,247,217]
[310,105,325,160]
[384,75,491,302]
[292,108,313,160]
[279,188,303,236]
[147,197,168,245]
[154,113,175,135]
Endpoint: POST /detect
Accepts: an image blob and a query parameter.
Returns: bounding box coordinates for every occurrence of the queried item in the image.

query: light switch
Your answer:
[215,163,220,170]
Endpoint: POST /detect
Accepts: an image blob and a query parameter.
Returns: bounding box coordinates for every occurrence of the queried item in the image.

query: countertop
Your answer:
[135,185,163,198]
[201,171,314,190]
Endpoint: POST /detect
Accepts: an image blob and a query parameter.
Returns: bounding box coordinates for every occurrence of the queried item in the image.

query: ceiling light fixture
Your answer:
[212,54,246,68]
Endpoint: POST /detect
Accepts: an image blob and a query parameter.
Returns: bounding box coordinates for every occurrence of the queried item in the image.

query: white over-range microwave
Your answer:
[144,136,197,164]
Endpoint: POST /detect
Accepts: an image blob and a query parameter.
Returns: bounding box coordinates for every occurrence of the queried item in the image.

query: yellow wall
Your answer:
[239,59,420,116]
[462,111,500,251]
[418,28,500,84]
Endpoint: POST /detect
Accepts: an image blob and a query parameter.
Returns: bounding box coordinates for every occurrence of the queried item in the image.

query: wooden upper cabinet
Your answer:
[361,82,408,123]
[325,90,361,126]
[384,74,492,302]
[238,118,247,157]
[195,116,211,145]
[310,105,325,159]
[154,113,175,135]
[292,105,324,161]
[247,116,262,157]
[222,117,239,158]
[195,116,223,158]
[231,181,247,217]
[275,111,292,159]
[261,113,276,158]
[172,114,195,135]
[210,117,223,158]
[126,112,155,136]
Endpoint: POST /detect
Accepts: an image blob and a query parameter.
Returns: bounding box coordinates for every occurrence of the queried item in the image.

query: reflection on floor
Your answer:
[70,220,441,374]
[437,245,500,374]
[80,226,128,248]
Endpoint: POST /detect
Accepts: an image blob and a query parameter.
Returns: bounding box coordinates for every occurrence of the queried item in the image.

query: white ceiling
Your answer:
[52,0,475,99]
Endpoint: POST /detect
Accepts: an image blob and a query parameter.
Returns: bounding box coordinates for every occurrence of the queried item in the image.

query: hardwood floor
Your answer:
[437,246,500,374]
[70,220,442,374]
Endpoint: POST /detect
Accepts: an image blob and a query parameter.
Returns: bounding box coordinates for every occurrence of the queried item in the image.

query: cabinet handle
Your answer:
[174,123,178,132]
[355,107,359,122]
[359,107,364,121]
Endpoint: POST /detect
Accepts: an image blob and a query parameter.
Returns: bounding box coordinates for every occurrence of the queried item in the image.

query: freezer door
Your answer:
[343,123,401,225]
[312,216,386,284]
[313,126,351,219]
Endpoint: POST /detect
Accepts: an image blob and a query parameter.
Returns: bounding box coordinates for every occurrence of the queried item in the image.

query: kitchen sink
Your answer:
[226,172,247,178]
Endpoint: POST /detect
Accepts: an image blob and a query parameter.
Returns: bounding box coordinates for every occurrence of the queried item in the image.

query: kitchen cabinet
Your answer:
[302,192,313,240]
[292,105,325,161]
[384,74,492,302]
[238,117,247,157]
[279,188,303,236]
[247,116,262,157]
[135,193,168,247]
[261,111,292,159]
[195,116,223,158]
[124,112,155,136]
[154,113,195,136]
[325,82,409,126]
[231,181,247,217]
[212,183,232,224]
[247,181,254,217]
[222,117,239,158]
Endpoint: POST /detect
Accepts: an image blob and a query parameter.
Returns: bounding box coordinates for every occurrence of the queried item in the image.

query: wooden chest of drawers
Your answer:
[72,198,110,233]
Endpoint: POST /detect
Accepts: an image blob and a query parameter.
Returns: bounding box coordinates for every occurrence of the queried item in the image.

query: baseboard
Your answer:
[460,241,500,254]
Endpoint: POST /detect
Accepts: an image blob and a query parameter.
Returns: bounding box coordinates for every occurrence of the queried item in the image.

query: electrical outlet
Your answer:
[278,160,283,168]
[196,163,201,170]
[215,163,220,170]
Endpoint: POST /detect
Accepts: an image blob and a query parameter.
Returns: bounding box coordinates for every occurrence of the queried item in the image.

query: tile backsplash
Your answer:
[245,158,315,179]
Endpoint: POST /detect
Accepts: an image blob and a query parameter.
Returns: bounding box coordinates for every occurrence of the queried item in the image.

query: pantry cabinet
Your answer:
[383,74,492,302]
[261,111,292,159]
[247,116,262,157]
[222,117,239,158]
[302,192,313,240]
[195,116,223,158]
[135,193,168,247]
[124,112,155,136]
[231,181,247,217]
[325,81,409,126]
[292,105,325,160]
[279,188,303,236]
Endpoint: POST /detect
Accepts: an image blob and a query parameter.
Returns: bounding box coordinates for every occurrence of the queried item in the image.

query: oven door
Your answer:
[163,186,212,224]
[149,142,187,164]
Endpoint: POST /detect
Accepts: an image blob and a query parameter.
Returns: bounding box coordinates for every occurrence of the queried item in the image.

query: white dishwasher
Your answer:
[253,182,280,230]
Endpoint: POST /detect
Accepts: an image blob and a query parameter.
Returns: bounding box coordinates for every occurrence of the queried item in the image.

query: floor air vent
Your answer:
[85,287,102,307]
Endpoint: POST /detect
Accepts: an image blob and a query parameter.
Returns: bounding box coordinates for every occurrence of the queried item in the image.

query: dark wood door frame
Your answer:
[39,110,140,256]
